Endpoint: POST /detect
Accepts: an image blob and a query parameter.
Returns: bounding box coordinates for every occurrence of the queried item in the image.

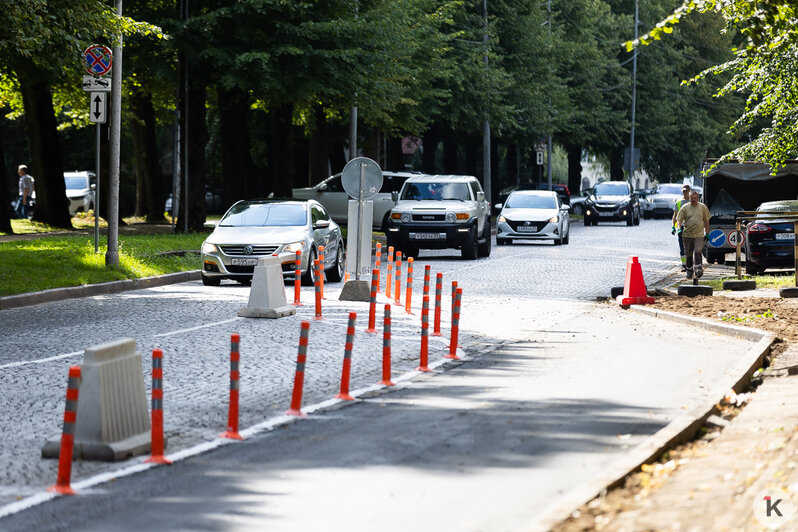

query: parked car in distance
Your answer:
[569,187,592,215]
[165,186,225,215]
[743,200,798,275]
[200,199,345,286]
[63,171,96,216]
[583,181,641,226]
[495,190,570,245]
[641,183,683,219]
[291,171,418,231]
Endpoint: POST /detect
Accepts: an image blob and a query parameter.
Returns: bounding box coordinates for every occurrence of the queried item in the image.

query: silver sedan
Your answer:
[200,199,345,286]
[495,190,570,245]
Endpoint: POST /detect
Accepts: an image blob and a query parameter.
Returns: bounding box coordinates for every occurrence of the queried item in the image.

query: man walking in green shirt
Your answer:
[676,190,711,280]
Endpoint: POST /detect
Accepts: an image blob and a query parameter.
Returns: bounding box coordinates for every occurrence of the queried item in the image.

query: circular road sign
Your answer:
[83,44,113,76]
[708,229,726,248]
[341,157,383,200]
[727,229,745,247]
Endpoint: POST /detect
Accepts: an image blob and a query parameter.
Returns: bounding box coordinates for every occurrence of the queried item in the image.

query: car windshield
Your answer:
[64,176,88,189]
[656,184,682,195]
[505,194,556,209]
[219,203,307,227]
[401,182,470,201]
[594,183,628,195]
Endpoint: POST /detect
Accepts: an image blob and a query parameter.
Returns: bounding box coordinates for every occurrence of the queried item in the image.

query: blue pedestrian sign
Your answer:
[708,229,726,248]
[83,44,112,76]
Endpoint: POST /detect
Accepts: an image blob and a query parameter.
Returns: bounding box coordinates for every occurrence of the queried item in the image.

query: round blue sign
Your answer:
[708,229,726,248]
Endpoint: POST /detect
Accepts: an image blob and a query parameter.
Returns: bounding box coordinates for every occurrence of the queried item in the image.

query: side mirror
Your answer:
[477,191,485,202]
[391,191,399,203]
[494,203,502,210]
[317,183,328,192]
[314,219,331,229]
[90,183,96,190]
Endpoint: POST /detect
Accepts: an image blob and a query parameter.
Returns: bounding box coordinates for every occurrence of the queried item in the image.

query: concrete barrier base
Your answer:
[42,432,152,462]
[238,305,296,318]
[338,280,371,301]
[239,256,295,318]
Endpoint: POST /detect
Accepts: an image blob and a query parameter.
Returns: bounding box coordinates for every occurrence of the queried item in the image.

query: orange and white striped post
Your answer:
[292,250,302,306]
[394,251,403,305]
[313,259,323,320]
[386,246,394,298]
[379,304,394,386]
[422,265,431,298]
[47,366,81,495]
[446,288,463,360]
[375,243,382,292]
[318,245,326,299]
[405,257,414,314]
[220,334,243,440]
[416,295,431,372]
[287,321,311,416]
[145,349,172,464]
[432,272,443,336]
[365,268,379,333]
[335,312,357,401]
[451,280,458,320]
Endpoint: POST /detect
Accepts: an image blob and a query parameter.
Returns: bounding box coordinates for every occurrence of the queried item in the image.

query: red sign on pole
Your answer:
[83,45,113,76]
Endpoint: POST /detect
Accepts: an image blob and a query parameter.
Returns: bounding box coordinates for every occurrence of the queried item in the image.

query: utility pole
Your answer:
[546,0,552,192]
[350,0,358,161]
[482,0,491,204]
[629,0,639,186]
[105,0,122,267]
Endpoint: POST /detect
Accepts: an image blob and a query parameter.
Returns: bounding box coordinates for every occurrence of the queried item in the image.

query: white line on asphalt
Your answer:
[152,317,242,338]
[0,351,83,370]
[0,345,467,520]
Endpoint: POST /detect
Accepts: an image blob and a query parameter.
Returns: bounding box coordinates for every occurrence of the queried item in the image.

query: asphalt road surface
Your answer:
[0,219,753,530]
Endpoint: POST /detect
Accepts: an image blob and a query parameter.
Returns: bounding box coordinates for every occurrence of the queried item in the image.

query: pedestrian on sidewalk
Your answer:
[671,184,691,270]
[15,164,34,219]
[676,190,710,280]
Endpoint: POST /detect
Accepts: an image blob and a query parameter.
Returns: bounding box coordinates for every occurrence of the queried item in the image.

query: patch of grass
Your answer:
[0,233,206,297]
[705,272,798,291]
[5,218,69,235]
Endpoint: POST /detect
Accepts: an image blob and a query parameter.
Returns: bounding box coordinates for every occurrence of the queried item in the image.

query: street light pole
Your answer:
[105,0,122,266]
[482,0,491,205]
[629,0,639,186]
[546,0,552,192]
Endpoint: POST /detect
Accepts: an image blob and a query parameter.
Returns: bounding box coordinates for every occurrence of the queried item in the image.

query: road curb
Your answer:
[0,271,201,310]
[531,305,776,532]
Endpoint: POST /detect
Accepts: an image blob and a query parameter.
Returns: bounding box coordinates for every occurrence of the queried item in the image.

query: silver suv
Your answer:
[386,175,491,260]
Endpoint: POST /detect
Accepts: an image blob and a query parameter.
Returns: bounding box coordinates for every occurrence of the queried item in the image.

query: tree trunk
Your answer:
[610,146,624,181]
[307,104,329,187]
[131,91,164,222]
[421,126,438,174]
[269,103,295,198]
[19,75,72,228]
[176,78,208,233]
[566,143,582,195]
[218,86,252,202]
[0,114,13,233]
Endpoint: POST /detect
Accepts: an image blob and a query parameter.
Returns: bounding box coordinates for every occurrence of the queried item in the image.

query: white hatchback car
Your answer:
[64,171,96,215]
[495,190,570,245]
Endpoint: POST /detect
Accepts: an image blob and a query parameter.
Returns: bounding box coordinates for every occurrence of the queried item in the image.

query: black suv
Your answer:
[583,181,641,226]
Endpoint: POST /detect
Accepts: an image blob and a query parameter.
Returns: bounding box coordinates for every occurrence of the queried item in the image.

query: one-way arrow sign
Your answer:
[89,92,107,124]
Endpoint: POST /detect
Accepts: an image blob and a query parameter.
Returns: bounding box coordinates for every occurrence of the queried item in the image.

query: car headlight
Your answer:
[498,215,506,223]
[549,215,559,223]
[284,241,304,253]
[202,241,218,254]
[401,212,411,223]
[446,212,456,222]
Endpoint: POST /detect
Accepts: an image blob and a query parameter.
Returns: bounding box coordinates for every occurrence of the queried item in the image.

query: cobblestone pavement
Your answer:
[0,218,685,510]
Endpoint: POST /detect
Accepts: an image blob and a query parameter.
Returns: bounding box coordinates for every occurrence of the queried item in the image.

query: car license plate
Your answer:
[517,226,537,233]
[775,233,794,240]
[413,232,444,240]
[598,211,614,217]
[231,258,258,266]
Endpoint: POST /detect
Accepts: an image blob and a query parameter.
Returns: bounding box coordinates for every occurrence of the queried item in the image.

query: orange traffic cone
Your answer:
[616,256,655,306]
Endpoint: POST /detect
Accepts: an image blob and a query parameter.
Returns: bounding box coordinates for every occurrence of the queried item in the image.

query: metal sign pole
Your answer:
[95,124,101,253]
[794,220,798,287]
[356,163,365,281]
[735,220,741,278]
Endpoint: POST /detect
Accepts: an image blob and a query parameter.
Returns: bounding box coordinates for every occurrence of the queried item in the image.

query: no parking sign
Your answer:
[83,44,112,76]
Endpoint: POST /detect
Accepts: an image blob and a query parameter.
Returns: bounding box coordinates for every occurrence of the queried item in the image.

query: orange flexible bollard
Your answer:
[394,252,403,305]
[405,257,414,314]
[375,243,382,293]
[313,259,323,320]
[379,304,394,386]
[451,280,458,319]
[446,288,463,360]
[365,269,379,333]
[220,334,243,440]
[292,250,302,306]
[47,366,81,495]
[286,321,311,416]
[432,272,443,336]
[335,312,357,401]
[318,245,325,299]
[145,349,172,464]
[423,265,431,297]
[386,246,394,298]
[416,295,431,372]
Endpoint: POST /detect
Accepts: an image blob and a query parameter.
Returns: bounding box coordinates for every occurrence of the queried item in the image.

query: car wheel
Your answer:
[571,204,584,216]
[461,226,478,260]
[584,216,591,227]
[202,274,221,286]
[326,243,345,282]
[477,218,491,257]
[744,259,758,275]
[562,230,569,245]
[301,247,317,286]
[633,212,640,225]
[643,211,651,220]
[381,212,391,233]
[716,253,726,265]
[626,211,634,226]
[592,218,599,226]
[553,237,562,245]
